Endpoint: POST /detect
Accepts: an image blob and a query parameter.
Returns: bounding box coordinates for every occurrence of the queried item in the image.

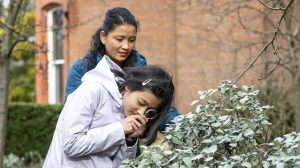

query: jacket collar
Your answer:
[81,56,123,107]
[131,50,147,67]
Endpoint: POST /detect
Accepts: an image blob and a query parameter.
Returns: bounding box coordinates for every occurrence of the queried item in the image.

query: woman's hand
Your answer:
[121,114,148,137]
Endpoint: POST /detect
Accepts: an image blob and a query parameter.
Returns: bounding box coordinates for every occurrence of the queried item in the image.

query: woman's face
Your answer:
[100,24,137,66]
[122,87,161,118]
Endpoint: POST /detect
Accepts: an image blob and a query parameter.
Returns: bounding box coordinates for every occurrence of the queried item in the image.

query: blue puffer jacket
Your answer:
[65,50,181,132]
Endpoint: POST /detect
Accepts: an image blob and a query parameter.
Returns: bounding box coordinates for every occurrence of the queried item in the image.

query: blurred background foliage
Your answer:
[8,12,35,102]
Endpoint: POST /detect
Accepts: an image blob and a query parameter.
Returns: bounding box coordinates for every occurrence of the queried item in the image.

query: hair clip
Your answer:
[115,76,125,84]
[142,79,152,86]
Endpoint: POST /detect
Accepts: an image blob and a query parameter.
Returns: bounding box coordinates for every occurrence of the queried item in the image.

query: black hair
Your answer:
[112,65,174,145]
[85,7,140,70]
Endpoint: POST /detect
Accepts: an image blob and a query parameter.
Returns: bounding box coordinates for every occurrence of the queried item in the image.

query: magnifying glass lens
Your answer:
[144,109,157,120]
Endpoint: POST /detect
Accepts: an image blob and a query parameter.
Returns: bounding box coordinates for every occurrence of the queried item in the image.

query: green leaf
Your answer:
[241,162,252,168]
[171,163,179,168]
[229,143,237,147]
[244,128,254,137]
[183,157,192,168]
[241,118,255,129]
[166,135,172,140]
[205,157,213,162]
[172,137,181,145]
[192,154,204,160]
[202,145,218,154]
[211,122,221,127]
[152,153,161,162]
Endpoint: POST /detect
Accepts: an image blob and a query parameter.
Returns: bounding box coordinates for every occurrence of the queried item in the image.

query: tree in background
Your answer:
[176,0,298,138]
[210,0,299,138]
[0,0,34,166]
[8,12,35,102]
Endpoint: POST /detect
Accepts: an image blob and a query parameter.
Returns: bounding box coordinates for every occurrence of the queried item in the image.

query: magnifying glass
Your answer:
[144,108,157,120]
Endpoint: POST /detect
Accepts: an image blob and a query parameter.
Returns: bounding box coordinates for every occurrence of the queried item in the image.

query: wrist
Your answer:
[127,137,136,141]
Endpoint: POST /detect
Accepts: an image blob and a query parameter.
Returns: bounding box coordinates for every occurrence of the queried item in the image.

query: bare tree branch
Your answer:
[6,37,28,59]
[258,53,281,80]
[0,20,48,55]
[234,0,294,84]
[258,0,286,10]
[259,60,295,76]
[237,4,275,35]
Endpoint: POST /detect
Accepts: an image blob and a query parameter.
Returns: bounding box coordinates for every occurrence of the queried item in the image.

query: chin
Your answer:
[118,56,128,60]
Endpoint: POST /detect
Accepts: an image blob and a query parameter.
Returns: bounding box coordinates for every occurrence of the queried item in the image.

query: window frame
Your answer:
[47,6,64,104]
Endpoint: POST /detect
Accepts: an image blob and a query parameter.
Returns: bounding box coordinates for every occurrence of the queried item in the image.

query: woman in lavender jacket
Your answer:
[43,56,174,167]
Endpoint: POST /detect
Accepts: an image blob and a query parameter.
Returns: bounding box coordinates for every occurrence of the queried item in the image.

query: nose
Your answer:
[122,41,129,50]
[137,107,147,116]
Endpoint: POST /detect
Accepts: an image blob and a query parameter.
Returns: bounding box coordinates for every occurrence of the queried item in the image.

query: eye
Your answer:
[114,36,124,41]
[138,100,145,106]
[137,98,147,106]
[129,38,136,43]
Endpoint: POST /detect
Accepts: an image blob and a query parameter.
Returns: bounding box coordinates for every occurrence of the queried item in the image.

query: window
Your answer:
[47,7,64,104]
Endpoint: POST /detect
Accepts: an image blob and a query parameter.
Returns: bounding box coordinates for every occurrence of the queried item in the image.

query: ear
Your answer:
[124,86,130,92]
[100,31,106,45]
[122,86,130,96]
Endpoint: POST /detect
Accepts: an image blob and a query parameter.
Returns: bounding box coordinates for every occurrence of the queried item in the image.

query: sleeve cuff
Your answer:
[126,137,138,147]
[123,138,138,159]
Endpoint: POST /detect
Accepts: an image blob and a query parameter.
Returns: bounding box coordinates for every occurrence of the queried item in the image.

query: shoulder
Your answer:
[72,82,107,102]
[69,52,92,76]
[71,53,89,69]
[131,50,147,66]
[79,82,105,93]
[65,82,106,110]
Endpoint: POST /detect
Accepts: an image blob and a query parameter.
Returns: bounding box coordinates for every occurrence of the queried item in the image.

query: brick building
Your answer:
[35,0,284,113]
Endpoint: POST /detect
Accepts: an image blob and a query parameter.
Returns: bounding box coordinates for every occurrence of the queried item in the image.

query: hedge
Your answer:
[5,103,63,157]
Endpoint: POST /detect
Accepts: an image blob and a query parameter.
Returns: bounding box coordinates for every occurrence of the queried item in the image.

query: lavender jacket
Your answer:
[43,56,137,168]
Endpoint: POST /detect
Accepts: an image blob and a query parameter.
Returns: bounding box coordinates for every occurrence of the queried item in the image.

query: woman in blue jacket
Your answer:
[65,7,180,145]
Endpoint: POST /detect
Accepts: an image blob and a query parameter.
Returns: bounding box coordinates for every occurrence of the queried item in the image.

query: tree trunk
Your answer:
[0,58,9,168]
[0,1,24,166]
[0,9,10,167]
[0,4,11,165]
[0,1,7,166]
